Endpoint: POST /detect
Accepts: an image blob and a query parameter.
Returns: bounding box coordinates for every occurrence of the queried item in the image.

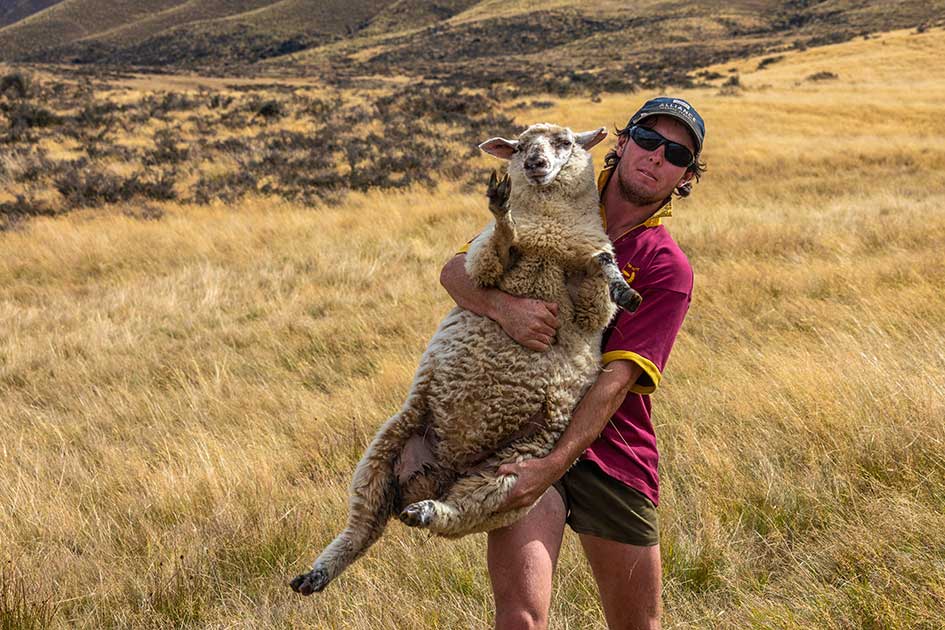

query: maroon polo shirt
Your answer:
[583,167,693,506]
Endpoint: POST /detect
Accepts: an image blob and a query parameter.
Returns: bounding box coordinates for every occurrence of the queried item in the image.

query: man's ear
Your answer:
[675,170,695,196]
[614,134,628,158]
[479,137,518,160]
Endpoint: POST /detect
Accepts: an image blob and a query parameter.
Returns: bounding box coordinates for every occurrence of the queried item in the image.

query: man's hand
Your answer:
[491,293,560,352]
[440,255,558,352]
[497,455,565,511]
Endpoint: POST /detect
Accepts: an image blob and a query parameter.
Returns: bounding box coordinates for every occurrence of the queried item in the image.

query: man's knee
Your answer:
[495,606,549,630]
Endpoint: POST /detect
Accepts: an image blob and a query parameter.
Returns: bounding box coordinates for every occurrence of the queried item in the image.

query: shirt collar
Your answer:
[597,166,673,232]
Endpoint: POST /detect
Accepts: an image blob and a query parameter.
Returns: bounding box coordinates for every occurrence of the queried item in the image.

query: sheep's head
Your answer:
[479,123,607,188]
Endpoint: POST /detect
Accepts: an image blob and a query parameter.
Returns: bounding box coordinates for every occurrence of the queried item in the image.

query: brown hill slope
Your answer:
[0,0,400,62]
[0,0,188,59]
[360,0,480,36]
[0,0,943,84]
[0,0,63,28]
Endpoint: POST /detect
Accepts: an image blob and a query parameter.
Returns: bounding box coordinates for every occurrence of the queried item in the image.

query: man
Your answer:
[439,97,705,630]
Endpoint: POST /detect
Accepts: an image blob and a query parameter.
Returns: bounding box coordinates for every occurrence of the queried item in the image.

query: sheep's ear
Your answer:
[479,137,518,160]
[575,128,607,150]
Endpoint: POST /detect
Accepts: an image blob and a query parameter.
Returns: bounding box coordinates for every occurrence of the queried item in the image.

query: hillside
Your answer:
[0,0,400,64]
[0,0,62,28]
[0,0,943,90]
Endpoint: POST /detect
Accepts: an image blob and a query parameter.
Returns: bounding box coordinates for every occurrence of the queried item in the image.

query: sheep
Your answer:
[290,123,640,596]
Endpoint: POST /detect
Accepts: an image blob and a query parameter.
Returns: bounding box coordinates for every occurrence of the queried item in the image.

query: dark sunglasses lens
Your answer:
[631,127,662,151]
[631,126,693,167]
[664,144,693,167]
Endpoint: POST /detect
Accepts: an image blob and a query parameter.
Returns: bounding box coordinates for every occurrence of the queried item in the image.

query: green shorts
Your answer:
[552,459,659,547]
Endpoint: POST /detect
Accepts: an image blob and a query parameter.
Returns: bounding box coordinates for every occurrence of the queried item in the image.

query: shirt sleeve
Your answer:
[601,287,690,395]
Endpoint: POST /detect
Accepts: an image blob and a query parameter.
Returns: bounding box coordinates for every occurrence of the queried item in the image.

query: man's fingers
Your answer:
[534,323,556,337]
[544,301,559,317]
[538,311,559,329]
[523,338,550,352]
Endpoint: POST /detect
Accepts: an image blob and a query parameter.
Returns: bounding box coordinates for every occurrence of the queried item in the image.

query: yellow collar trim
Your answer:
[597,167,673,232]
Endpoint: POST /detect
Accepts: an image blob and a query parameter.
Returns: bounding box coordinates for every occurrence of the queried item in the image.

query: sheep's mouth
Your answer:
[525,169,555,186]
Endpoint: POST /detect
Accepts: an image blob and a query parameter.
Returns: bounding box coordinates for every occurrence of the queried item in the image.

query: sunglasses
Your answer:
[628,126,695,168]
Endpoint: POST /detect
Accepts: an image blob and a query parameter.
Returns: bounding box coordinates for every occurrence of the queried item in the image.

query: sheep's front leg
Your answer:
[465,171,517,287]
[571,251,640,332]
[595,252,641,312]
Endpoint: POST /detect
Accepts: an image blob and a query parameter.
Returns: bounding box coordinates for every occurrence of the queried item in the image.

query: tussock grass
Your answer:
[1,28,945,628]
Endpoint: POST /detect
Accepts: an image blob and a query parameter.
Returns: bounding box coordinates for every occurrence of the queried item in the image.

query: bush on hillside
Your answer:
[144,129,190,165]
[55,168,177,207]
[0,72,31,99]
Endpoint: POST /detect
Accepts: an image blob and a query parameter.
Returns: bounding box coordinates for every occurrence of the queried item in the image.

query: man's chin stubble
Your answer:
[618,173,663,206]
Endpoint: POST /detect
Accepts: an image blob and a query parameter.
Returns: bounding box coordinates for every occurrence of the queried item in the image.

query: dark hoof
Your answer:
[290,567,330,596]
[487,170,512,215]
[399,500,435,528]
[611,283,643,312]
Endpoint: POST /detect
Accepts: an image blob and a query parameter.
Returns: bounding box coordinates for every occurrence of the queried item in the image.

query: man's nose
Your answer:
[646,145,665,164]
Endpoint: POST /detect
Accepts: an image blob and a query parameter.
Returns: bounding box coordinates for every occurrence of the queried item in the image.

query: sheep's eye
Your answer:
[553,139,570,150]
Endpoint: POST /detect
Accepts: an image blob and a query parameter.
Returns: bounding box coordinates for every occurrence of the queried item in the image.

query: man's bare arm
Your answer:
[440,254,559,352]
[497,359,643,509]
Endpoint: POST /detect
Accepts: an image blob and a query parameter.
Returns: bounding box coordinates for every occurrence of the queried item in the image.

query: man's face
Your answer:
[613,116,695,206]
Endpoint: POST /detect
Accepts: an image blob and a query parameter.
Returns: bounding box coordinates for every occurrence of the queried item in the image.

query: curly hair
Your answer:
[602,116,706,199]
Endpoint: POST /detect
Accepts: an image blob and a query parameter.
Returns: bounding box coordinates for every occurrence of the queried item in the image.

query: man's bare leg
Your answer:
[580,534,662,630]
[488,489,566,630]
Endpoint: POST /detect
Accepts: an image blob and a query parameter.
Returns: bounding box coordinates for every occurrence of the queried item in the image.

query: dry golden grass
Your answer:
[2,27,945,628]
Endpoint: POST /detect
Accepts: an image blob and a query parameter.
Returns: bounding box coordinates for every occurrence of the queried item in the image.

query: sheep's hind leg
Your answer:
[290,389,430,595]
[399,468,528,538]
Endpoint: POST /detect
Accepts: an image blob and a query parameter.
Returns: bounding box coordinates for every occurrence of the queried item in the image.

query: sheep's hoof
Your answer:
[611,283,643,312]
[487,170,512,216]
[290,567,330,596]
[400,500,436,528]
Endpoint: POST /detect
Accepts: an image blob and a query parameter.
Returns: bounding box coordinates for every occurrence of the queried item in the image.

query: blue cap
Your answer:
[628,96,705,156]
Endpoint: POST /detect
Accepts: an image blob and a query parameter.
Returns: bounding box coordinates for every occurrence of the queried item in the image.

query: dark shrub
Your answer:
[305,96,342,122]
[55,168,176,207]
[55,169,126,207]
[194,171,258,204]
[3,102,60,128]
[1,197,58,230]
[123,204,165,221]
[0,73,31,99]
[208,93,234,109]
[123,171,177,201]
[254,99,284,120]
[75,101,120,128]
[144,129,189,165]
[757,55,783,70]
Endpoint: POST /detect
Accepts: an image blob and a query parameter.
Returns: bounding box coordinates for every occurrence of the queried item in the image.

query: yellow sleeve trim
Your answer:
[457,242,470,254]
[601,351,662,395]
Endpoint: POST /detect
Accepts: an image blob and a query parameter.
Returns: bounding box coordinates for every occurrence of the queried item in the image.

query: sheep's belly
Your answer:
[423,308,600,466]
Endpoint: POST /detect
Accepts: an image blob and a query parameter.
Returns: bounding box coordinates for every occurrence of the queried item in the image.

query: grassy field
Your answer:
[2,27,945,628]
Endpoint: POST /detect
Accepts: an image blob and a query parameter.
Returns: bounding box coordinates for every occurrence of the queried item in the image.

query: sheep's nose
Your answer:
[525,156,548,171]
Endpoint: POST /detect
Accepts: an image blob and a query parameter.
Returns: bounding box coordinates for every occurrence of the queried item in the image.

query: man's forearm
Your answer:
[544,361,642,475]
[440,253,507,321]
[495,360,642,511]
